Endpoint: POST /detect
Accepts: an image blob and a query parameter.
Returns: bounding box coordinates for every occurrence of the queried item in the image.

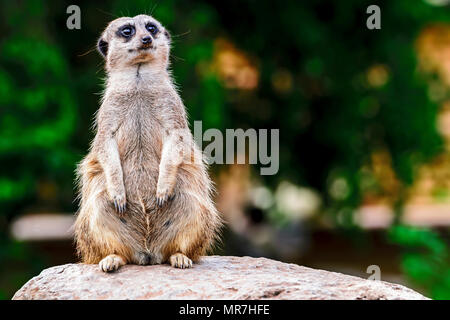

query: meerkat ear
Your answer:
[97,38,108,57]
[164,30,171,42]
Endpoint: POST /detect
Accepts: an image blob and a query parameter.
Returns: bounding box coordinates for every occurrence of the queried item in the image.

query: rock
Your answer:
[12,256,428,300]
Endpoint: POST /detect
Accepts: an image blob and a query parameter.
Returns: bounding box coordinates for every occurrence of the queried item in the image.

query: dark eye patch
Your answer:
[116,24,135,40]
[145,22,159,35]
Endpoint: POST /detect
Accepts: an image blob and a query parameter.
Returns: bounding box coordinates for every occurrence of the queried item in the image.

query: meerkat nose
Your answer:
[142,36,152,44]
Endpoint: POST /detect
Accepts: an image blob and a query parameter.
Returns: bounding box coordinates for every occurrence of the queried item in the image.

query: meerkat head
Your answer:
[98,14,171,72]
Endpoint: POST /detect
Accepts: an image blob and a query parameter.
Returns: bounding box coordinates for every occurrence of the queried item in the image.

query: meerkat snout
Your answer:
[138,36,153,51]
[141,36,152,44]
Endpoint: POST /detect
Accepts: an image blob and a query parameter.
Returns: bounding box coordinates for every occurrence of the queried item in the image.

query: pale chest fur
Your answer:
[115,89,163,163]
[101,71,177,198]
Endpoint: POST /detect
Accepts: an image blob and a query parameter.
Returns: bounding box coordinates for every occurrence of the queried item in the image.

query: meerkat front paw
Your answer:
[156,183,175,207]
[99,254,126,272]
[113,193,127,214]
[108,187,127,214]
[169,253,192,269]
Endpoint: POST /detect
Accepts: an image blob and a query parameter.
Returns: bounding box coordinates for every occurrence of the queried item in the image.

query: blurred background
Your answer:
[1,0,450,299]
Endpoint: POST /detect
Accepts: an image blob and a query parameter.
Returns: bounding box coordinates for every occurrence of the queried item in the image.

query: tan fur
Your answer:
[74,15,222,271]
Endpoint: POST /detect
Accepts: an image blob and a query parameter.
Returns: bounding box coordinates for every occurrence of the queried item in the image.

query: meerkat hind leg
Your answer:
[169,253,193,269]
[99,254,126,272]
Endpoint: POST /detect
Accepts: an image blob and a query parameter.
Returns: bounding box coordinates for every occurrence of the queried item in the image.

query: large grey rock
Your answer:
[12,256,428,300]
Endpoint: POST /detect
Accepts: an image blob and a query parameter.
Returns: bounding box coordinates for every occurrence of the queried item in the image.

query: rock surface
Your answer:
[12,255,428,300]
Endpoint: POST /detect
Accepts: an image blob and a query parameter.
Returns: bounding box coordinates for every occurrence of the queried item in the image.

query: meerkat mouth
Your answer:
[128,45,154,53]
[138,44,153,51]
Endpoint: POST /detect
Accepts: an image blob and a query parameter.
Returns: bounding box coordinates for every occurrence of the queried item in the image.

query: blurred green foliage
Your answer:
[0,0,449,299]
[389,226,449,299]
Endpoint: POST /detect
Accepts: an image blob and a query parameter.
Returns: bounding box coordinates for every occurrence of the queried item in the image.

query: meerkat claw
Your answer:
[156,192,175,208]
[112,195,126,214]
[114,200,125,214]
[156,195,167,207]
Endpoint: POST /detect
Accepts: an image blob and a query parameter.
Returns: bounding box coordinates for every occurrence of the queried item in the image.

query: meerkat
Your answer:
[74,14,222,272]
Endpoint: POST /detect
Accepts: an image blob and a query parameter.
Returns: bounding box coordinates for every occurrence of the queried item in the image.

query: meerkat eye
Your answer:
[119,25,135,38]
[146,23,158,35]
